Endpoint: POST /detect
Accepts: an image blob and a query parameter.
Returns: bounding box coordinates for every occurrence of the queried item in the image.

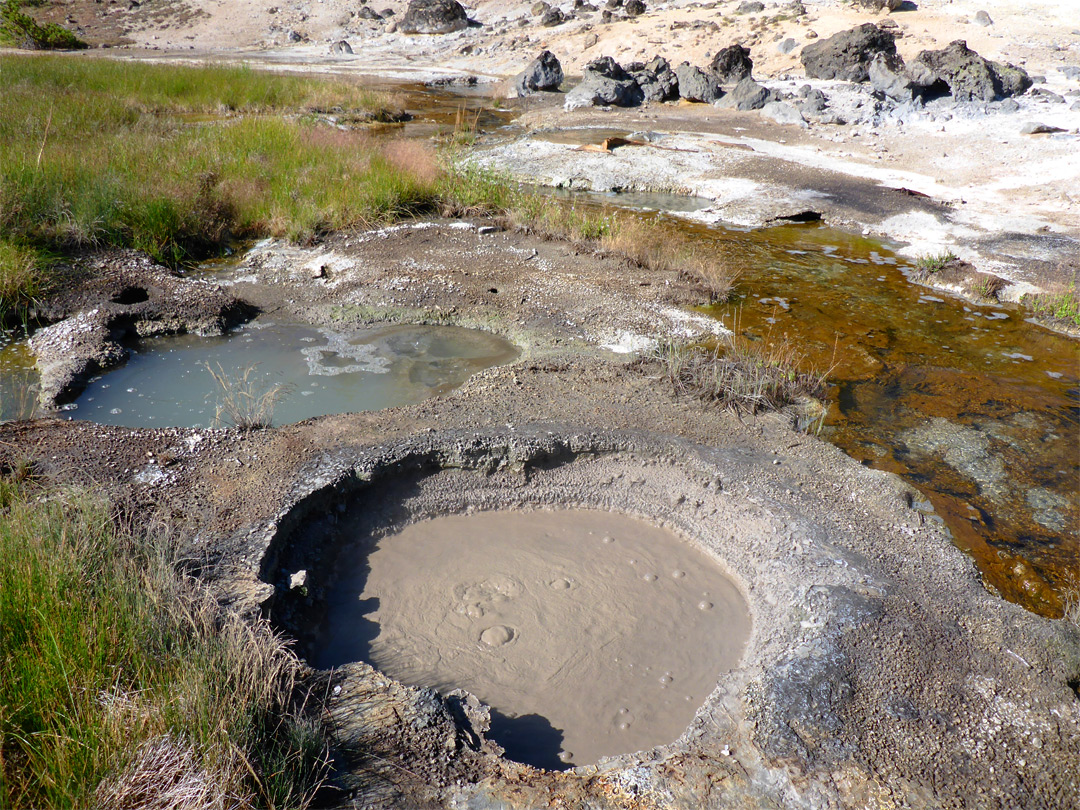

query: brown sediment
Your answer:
[314,508,750,769]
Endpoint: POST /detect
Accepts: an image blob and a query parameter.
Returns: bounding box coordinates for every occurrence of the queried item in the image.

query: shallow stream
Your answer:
[570,194,1077,616]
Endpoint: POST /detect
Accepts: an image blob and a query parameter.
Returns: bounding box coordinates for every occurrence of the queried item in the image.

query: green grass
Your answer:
[0,53,741,325]
[0,472,329,809]
[914,250,958,275]
[1022,285,1080,327]
[0,53,430,322]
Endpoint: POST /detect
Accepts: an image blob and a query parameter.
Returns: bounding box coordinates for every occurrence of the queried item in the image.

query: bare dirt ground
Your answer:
[2,222,1078,809]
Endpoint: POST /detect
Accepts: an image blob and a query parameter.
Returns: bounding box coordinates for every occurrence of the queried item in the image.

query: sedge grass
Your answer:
[649,323,830,421]
[2,53,741,326]
[0,475,330,809]
[0,54,431,321]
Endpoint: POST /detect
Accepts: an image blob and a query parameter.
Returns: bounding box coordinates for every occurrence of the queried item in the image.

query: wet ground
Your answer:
[310,507,750,771]
[576,193,1077,615]
[3,78,1076,617]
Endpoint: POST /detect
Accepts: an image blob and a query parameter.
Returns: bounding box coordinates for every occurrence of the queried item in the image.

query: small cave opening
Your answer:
[110,286,150,305]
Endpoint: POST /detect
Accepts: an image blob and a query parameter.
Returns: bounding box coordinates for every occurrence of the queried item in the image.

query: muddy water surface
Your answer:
[0,328,38,422]
[68,321,517,428]
[314,509,750,770]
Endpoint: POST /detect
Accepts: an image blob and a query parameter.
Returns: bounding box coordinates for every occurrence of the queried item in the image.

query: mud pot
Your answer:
[66,320,517,428]
[308,508,749,770]
[217,428,1080,809]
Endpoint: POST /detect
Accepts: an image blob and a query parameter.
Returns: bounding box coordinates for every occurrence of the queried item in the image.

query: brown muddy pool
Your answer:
[310,508,751,770]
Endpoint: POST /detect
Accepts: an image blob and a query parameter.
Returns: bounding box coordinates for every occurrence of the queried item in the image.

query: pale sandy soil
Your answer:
[62,0,1073,287]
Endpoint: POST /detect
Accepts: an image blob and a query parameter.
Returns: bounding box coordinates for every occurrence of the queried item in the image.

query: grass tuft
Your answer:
[0,477,330,808]
[206,362,294,431]
[913,250,958,276]
[1022,284,1080,327]
[648,325,829,422]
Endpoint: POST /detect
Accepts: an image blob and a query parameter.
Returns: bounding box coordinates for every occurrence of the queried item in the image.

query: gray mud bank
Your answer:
[7,225,1078,808]
[5,380,1077,808]
[218,428,1080,808]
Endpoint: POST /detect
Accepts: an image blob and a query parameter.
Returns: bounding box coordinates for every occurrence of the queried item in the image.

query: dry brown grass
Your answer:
[602,219,740,302]
[1,480,331,809]
[383,139,441,186]
[206,363,294,430]
[649,325,829,423]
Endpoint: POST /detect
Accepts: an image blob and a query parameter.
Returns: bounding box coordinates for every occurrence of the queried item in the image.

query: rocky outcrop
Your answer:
[800,23,900,82]
[329,40,352,54]
[710,43,754,84]
[674,62,722,103]
[868,51,914,101]
[540,8,567,27]
[397,0,468,34]
[515,50,564,95]
[908,40,1032,102]
[629,56,679,102]
[564,57,644,110]
[715,75,772,110]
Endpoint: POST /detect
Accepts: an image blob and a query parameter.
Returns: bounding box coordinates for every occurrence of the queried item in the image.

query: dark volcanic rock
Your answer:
[397,0,468,34]
[908,40,1032,102]
[584,55,629,80]
[631,56,679,102]
[716,75,772,110]
[540,8,568,26]
[674,62,722,102]
[516,50,564,94]
[869,51,914,101]
[565,57,644,109]
[624,0,646,16]
[710,43,754,84]
[800,23,900,83]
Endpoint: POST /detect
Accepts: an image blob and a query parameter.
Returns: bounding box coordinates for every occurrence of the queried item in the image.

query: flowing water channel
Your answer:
[569,194,1077,616]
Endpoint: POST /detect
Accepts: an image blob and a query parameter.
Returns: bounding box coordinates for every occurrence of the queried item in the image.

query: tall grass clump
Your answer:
[206,362,294,430]
[649,326,829,420]
[0,474,330,809]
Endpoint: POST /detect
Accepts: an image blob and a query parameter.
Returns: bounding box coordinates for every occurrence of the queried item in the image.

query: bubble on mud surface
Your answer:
[480,625,515,647]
